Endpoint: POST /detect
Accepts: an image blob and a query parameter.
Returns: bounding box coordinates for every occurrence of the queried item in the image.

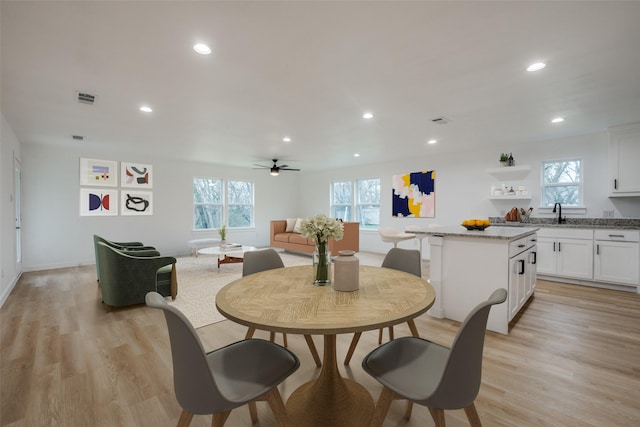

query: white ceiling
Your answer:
[2,1,640,171]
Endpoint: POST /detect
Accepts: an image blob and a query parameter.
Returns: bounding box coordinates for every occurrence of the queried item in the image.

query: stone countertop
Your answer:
[408,225,538,240]
[488,217,640,230]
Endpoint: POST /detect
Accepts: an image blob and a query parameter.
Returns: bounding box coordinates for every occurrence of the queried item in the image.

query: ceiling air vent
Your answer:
[431,116,450,125]
[76,92,96,105]
[72,135,85,141]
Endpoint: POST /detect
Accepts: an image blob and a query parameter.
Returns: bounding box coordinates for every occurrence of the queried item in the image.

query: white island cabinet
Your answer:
[411,226,538,335]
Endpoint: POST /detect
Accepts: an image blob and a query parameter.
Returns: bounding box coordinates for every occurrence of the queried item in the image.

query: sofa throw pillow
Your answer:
[293,217,303,234]
[286,218,297,232]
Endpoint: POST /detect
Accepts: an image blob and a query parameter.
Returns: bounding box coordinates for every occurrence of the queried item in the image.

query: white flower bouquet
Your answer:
[300,214,344,243]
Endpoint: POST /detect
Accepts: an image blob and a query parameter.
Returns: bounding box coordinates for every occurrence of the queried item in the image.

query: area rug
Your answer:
[169,251,311,328]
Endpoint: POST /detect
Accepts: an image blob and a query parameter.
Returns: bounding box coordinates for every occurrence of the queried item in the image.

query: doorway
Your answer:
[14,157,22,274]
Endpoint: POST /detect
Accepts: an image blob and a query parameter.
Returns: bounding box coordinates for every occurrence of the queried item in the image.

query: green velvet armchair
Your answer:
[93,234,156,282]
[96,241,177,311]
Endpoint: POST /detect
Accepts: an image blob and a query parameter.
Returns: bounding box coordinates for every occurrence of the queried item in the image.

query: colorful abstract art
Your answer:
[391,170,435,218]
[79,158,118,187]
[121,191,153,216]
[121,162,153,188]
[80,189,118,216]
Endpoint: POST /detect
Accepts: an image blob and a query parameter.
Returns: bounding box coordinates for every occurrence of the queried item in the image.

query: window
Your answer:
[542,159,582,206]
[331,181,352,220]
[193,178,254,230]
[331,179,380,229]
[193,177,223,230]
[227,180,254,228]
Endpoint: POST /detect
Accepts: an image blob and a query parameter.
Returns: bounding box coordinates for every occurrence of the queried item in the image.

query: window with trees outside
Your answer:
[331,178,380,229]
[193,178,254,230]
[542,159,582,207]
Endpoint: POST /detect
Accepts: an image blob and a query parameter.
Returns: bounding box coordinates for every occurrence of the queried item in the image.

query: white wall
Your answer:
[298,131,640,257]
[12,127,640,273]
[20,143,299,271]
[1,113,22,306]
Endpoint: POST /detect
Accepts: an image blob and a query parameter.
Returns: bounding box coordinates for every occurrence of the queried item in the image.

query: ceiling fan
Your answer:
[253,159,300,176]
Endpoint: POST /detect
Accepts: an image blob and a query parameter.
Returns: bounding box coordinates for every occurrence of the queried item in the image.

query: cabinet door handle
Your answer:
[519,259,525,275]
[531,251,537,264]
[530,238,537,242]
[609,234,625,238]
[614,178,618,190]
[518,244,525,248]
[553,242,556,252]
[558,242,561,252]
[596,244,600,255]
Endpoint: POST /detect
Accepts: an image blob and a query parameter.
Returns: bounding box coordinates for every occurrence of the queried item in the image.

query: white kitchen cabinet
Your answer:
[424,226,538,334]
[508,237,537,320]
[537,228,594,280]
[593,230,639,288]
[609,123,640,196]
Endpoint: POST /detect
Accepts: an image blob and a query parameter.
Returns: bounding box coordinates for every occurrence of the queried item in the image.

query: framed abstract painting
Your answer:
[120,162,153,188]
[80,188,118,216]
[79,158,118,187]
[391,170,435,218]
[121,190,153,215]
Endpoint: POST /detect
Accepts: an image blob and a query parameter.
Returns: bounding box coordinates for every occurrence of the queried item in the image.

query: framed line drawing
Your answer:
[121,162,152,188]
[80,188,118,216]
[392,170,436,218]
[79,158,118,187]
[121,190,153,215]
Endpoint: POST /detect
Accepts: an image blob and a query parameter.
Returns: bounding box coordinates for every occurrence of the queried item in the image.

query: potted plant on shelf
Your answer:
[500,153,510,166]
[219,224,227,245]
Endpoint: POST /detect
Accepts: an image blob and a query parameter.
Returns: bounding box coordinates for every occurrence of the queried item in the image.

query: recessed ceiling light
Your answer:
[551,117,565,123]
[362,112,374,119]
[353,153,360,157]
[193,43,212,55]
[140,105,153,113]
[527,62,546,72]
[427,139,437,144]
[282,137,291,143]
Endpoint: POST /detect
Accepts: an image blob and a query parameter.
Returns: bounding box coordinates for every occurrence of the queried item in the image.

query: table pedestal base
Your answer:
[285,335,374,427]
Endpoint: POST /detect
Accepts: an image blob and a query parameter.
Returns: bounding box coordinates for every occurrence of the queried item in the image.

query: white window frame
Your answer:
[331,178,381,229]
[193,177,255,231]
[540,158,585,211]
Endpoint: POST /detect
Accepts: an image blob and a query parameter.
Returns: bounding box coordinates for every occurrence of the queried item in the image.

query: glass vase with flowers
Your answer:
[300,214,344,285]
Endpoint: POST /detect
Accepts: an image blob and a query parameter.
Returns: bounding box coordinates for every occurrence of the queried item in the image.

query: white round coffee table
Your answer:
[197,245,257,269]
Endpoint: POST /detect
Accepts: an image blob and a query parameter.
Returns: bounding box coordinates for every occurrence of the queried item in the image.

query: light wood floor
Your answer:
[1,256,639,426]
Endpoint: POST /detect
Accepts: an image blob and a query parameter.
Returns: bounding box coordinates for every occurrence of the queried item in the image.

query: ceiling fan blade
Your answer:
[280,167,301,171]
[253,164,270,168]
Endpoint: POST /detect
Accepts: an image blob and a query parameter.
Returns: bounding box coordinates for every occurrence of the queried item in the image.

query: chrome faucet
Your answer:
[552,203,565,224]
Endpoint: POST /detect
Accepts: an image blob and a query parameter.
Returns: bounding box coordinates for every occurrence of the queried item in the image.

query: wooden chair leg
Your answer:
[378,328,383,344]
[404,401,414,420]
[464,403,482,427]
[245,327,256,340]
[343,332,362,365]
[304,335,322,367]
[282,333,288,347]
[211,411,231,427]
[177,410,194,427]
[407,319,420,337]
[388,326,394,341]
[428,407,446,427]
[264,387,290,427]
[269,331,276,342]
[370,387,395,427]
[248,401,258,423]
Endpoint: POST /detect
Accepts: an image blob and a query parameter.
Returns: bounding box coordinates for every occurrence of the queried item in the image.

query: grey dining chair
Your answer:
[361,288,508,427]
[243,249,322,367]
[145,291,299,427]
[343,248,422,365]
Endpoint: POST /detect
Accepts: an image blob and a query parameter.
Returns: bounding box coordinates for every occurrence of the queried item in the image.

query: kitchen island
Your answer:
[410,225,539,334]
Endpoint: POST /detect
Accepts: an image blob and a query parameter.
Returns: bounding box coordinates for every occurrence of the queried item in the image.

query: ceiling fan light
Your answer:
[270,168,279,176]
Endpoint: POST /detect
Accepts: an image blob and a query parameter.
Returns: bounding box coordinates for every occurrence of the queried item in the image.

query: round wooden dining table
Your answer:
[215,264,435,427]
